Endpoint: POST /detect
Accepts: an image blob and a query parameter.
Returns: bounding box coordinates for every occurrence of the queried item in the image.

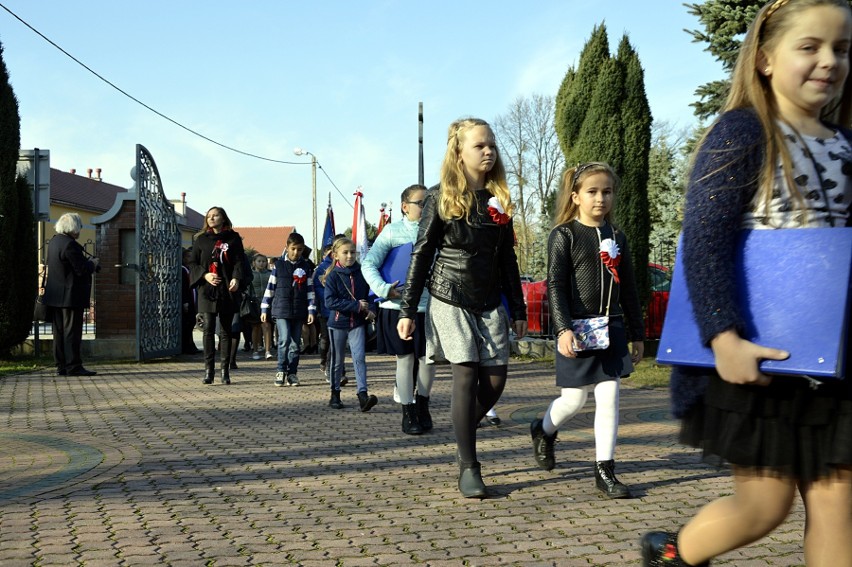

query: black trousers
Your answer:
[52,307,85,373]
[201,310,235,370]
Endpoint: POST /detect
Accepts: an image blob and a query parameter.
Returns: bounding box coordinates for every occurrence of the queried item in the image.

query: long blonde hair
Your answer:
[553,162,620,227]
[697,0,852,223]
[320,237,354,286]
[437,117,513,222]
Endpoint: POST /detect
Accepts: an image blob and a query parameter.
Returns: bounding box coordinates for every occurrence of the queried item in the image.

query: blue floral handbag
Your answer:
[571,316,610,351]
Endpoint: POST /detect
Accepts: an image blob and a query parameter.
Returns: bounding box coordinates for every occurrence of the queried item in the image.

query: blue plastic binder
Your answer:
[369,242,413,302]
[657,228,851,380]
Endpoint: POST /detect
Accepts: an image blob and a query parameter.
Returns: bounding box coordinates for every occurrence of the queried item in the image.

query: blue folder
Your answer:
[369,242,413,301]
[657,228,851,380]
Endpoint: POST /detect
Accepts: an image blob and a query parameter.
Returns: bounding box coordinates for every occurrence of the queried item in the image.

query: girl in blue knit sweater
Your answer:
[642,1,852,565]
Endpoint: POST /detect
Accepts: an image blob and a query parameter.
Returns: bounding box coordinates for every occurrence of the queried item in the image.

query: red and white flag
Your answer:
[376,202,391,236]
[352,187,369,260]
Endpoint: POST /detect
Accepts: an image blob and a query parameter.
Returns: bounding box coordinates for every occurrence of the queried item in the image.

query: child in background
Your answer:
[314,237,348,385]
[530,163,644,499]
[642,1,852,565]
[322,237,378,411]
[250,255,273,360]
[261,232,315,387]
[363,184,435,435]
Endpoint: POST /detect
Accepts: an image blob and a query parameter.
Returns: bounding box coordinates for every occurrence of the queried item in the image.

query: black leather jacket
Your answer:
[547,220,644,342]
[400,186,527,321]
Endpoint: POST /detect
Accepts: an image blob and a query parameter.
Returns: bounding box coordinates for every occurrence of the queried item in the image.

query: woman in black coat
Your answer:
[43,212,100,376]
[188,206,245,385]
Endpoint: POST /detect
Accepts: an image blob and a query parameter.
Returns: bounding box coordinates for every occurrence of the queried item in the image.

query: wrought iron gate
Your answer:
[135,144,182,360]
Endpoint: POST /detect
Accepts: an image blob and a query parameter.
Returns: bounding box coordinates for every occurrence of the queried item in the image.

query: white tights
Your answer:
[541,380,620,461]
[393,353,435,404]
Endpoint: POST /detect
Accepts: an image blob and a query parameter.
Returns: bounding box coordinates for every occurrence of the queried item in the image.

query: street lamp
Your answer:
[293,147,317,258]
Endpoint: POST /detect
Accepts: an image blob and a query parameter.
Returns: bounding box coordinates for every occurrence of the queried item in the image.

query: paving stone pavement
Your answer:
[0,351,806,566]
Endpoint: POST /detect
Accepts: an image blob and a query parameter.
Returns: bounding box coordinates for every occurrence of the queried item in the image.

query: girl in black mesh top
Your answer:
[530,162,644,499]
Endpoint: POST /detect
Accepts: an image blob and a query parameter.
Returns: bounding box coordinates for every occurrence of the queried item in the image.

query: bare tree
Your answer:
[493,94,564,276]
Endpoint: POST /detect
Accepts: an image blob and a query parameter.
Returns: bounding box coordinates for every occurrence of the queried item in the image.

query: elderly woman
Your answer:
[43,212,100,376]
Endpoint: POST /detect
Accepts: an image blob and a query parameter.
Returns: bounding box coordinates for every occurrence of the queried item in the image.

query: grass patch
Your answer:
[513,351,671,389]
[0,353,53,378]
[623,360,671,389]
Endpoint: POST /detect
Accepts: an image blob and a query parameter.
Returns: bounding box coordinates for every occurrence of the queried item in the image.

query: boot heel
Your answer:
[458,462,488,499]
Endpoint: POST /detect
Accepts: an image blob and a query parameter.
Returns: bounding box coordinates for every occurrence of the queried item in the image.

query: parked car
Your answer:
[520,263,672,339]
[645,263,671,340]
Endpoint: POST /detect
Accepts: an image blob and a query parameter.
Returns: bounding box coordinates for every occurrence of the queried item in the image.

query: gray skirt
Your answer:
[425,297,511,366]
[555,317,634,387]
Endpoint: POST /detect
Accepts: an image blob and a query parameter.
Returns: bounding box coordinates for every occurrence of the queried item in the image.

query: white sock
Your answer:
[486,407,498,418]
[542,386,591,435]
[593,380,620,461]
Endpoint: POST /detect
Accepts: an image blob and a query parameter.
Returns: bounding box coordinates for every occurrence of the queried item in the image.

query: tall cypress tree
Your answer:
[569,57,624,169]
[0,41,36,354]
[555,24,610,158]
[616,36,652,299]
[553,27,653,305]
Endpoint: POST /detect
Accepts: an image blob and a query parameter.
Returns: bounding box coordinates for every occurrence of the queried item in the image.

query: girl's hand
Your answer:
[260,313,267,323]
[205,272,221,286]
[358,299,370,312]
[386,281,401,299]
[398,317,415,341]
[630,341,644,364]
[513,320,527,340]
[557,330,577,358]
[228,278,239,292]
[307,314,315,325]
[710,329,789,386]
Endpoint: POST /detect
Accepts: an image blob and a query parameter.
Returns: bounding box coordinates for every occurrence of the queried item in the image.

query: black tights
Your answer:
[451,362,507,465]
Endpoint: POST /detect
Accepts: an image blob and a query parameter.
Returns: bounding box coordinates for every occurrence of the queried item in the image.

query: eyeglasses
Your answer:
[406,199,425,207]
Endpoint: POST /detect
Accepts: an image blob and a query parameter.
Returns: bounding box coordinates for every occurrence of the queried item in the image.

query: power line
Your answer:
[0,1,353,208]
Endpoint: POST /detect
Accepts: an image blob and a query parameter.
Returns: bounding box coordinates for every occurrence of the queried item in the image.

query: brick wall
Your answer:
[95,201,137,337]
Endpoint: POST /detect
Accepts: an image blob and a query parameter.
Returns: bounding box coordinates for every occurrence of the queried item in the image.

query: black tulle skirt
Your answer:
[680,370,852,483]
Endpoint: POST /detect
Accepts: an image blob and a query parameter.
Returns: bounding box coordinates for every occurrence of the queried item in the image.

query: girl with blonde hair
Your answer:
[398,117,527,498]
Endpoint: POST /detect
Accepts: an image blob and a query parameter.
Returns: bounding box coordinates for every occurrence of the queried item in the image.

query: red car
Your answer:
[520,264,671,339]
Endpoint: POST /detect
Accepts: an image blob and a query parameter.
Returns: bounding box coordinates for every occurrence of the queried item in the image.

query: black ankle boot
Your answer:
[415,394,432,431]
[640,531,709,566]
[329,390,344,409]
[402,403,423,435]
[202,363,215,385]
[530,418,557,470]
[221,367,230,385]
[594,460,631,499]
[357,391,378,412]
[458,461,487,499]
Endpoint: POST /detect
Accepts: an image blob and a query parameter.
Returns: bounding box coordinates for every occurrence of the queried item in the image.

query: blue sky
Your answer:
[2,1,720,251]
